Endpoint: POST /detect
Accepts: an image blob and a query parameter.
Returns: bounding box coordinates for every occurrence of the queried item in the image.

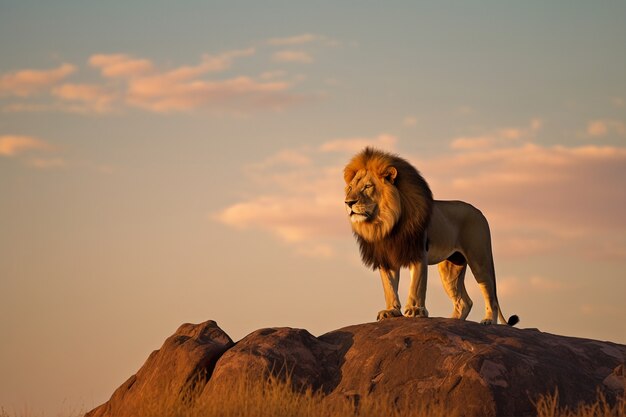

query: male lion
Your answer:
[344,147,518,325]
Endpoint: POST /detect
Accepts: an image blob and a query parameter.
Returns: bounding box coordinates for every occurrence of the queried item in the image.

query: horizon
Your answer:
[1,1,625,414]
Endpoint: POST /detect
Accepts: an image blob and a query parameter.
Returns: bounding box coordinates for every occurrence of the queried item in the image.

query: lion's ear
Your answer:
[344,167,357,184]
[383,166,398,184]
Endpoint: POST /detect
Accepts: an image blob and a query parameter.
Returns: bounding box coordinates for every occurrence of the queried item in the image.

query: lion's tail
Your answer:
[498,307,519,326]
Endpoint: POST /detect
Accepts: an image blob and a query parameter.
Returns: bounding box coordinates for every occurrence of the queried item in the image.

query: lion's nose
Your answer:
[345,198,358,208]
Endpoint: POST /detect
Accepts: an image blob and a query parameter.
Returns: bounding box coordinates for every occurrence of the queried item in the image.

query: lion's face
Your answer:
[344,167,402,242]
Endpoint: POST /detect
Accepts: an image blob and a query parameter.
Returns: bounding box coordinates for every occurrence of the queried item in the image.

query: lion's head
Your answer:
[344,153,402,242]
[344,147,433,269]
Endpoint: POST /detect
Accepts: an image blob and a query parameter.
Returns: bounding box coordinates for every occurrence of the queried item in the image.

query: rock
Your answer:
[203,327,344,394]
[86,318,625,417]
[85,320,233,417]
[319,318,625,416]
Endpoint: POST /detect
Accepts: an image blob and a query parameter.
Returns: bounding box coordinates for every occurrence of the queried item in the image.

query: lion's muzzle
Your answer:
[346,199,375,223]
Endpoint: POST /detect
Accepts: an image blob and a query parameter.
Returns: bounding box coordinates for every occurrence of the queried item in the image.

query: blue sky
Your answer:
[1,1,625,414]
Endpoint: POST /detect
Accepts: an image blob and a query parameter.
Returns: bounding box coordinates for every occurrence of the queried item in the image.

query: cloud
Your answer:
[26,157,66,169]
[267,33,339,47]
[4,47,309,114]
[259,70,288,80]
[0,135,50,156]
[213,145,353,258]
[403,116,417,127]
[450,119,542,150]
[216,195,344,243]
[126,75,292,112]
[272,50,314,64]
[586,119,626,137]
[0,63,76,97]
[267,34,319,46]
[52,83,116,112]
[89,50,298,112]
[88,49,302,112]
[320,134,397,153]
[89,54,154,78]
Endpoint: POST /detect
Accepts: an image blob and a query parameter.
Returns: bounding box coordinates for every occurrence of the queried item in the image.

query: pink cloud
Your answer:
[450,136,494,150]
[88,49,298,112]
[3,47,312,114]
[450,119,542,150]
[0,135,50,156]
[272,50,313,64]
[89,54,154,78]
[586,119,626,137]
[126,75,292,112]
[216,195,345,243]
[0,63,76,97]
[320,134,397,153]
[267,34,318,46]
[52,83,116,112]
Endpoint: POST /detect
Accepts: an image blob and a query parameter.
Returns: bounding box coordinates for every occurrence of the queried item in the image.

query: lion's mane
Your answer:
[344,147,434,270]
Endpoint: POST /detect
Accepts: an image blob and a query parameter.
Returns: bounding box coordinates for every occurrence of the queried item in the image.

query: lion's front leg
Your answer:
[377,268,402,320]
[405,257,429,318]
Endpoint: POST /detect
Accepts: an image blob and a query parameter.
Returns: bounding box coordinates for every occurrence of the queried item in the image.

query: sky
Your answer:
[1,1,625,414]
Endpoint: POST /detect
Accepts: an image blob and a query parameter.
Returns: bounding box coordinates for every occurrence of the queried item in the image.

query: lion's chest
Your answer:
[358,232,425,270]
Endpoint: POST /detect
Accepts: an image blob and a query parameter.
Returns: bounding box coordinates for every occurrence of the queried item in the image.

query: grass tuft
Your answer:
[535,389,625,417]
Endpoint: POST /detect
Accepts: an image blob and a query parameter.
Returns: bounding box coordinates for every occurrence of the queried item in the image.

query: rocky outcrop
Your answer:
[86,318,625,417]
[86,321,233,417]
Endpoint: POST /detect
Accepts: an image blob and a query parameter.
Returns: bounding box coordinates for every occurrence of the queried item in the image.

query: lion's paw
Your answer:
[480,319,494,325]
[404,306,429,318]
[377,308,403,321]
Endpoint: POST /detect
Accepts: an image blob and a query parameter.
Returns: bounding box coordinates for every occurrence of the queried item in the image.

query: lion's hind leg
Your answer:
[438,252,472,320]
[466,256,499,325]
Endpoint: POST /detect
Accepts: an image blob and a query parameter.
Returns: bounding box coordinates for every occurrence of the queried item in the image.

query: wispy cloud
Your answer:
[320,133,397,153]
[88,54,154,78]
[88,49,299,112]
[272,50,314,64]
[0,63,76,97]
[51,83,116,113]
[2,44,321,114]
[267,34,319,46]
[0,135,50,156]
[586,119,626,137]
[450,119,542,150]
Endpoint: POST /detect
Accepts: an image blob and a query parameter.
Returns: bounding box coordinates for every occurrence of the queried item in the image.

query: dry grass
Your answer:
[535,389,625,417]
[137,372,455,417]
[2,375,623,417]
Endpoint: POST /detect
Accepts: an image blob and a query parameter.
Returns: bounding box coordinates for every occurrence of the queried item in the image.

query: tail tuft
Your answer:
[507,315,519,326]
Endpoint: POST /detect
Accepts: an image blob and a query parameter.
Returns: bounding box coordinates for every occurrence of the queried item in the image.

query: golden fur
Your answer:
[344,148,518,325]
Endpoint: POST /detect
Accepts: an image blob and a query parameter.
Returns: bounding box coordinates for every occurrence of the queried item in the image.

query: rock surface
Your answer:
[86,318,625,417]
[86,320,233,417]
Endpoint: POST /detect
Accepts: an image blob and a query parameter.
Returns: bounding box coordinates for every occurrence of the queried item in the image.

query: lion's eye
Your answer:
[363,184,373,190]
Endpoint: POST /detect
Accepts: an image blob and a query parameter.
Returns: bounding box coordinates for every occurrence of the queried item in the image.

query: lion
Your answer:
[344,147,518,326]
